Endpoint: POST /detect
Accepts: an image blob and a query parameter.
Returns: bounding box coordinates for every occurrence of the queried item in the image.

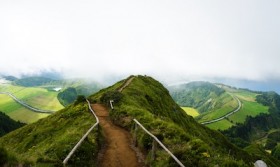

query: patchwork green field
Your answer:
[0,83,64,123]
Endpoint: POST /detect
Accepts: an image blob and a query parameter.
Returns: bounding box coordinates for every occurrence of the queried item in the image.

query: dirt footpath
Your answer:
[92,104,144,167]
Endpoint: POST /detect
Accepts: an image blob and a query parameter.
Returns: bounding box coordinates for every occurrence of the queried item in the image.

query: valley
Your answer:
[0,83,63,123]
[0,77,103,123]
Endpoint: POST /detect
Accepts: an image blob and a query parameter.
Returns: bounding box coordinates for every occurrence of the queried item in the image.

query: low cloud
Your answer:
[1,0,280,83]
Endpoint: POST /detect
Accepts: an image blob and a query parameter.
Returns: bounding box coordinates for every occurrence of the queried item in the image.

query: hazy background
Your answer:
[0,0,280,91]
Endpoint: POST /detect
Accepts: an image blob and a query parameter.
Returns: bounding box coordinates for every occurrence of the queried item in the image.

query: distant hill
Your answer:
[2,76,18,81]
[168,81,228,113]
[0,112,25,137]
[14,77,55,87]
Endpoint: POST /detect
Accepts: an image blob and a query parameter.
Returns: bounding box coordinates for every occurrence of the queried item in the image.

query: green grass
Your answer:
[0,83,64,123]
[181,107,199,117]
[206,119,234,130]
[197,93,237,122]
[228,100,269,123]
[0,101,98,165]
[234,90,258,102]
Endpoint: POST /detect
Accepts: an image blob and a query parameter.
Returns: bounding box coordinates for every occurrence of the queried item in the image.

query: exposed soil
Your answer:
[92,104,144,167]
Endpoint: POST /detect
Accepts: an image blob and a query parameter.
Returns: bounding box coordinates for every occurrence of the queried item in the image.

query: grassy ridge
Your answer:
[0,101,98,166]
[89,76,259,166]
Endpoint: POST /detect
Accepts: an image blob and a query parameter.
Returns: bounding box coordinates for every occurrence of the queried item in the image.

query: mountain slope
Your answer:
[0,112,25,137]
[0,100,98,166]
[89,76,276,166]
[169,81,227,113]
[169,82,238,124]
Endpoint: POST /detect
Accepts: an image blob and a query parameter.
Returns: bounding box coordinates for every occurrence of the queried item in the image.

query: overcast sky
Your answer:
[0,0,280,83]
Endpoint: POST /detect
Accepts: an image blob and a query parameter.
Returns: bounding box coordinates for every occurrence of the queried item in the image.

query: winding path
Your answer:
[201,94,242,125]
[0,92,54,113]
[93,104,144,167]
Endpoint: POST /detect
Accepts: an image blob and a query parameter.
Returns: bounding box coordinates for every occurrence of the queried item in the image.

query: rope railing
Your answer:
[133,119,185,167]
[62,99,99,165]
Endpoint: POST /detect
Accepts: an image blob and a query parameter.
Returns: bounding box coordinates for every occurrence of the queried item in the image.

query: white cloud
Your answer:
[0,0,280,83]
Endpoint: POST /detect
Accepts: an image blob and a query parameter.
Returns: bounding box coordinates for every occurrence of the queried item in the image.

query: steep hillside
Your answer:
[169,82,238,126]
[0,99,98,166]
[169,81,227,113]
[89,75,277,166]
[0,112,25,137]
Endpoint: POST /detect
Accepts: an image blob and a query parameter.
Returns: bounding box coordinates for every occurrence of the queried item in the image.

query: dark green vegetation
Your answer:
[58,87,78,106]
[223,91,280,161]
[89,76,277,166]
[0,112,25,137]
[0,100,99,166]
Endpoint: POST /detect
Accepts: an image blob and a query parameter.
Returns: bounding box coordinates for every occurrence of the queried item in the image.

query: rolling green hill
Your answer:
[1,75,278,166]
[169,82,269,130]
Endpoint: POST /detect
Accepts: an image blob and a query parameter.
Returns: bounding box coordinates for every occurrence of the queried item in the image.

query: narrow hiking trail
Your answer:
[118,76,135,92]
[92,104,144,167]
